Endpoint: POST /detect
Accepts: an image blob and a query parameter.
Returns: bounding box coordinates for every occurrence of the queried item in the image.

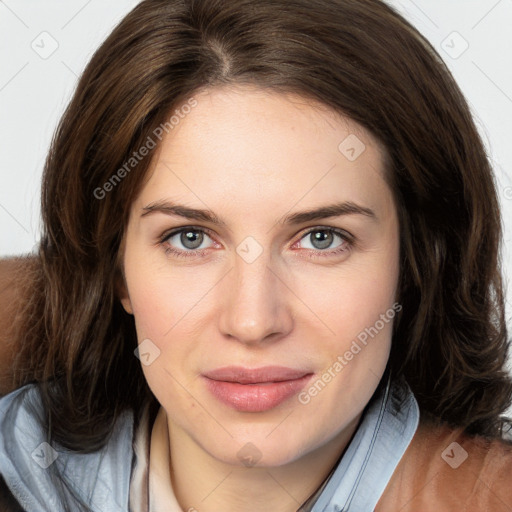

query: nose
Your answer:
[217,249,294,346]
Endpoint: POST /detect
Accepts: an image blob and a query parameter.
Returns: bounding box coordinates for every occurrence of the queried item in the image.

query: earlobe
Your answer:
[115,267,134,315]
[120,294,134,315]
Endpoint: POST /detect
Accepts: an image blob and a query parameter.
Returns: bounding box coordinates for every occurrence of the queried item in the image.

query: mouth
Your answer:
[202,366,314,412]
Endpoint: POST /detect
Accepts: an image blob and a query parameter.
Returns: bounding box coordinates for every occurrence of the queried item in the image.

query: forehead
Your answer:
[136,85,392,221]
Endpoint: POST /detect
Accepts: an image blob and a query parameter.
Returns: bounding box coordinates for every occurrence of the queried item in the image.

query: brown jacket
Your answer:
[376,418,512,511]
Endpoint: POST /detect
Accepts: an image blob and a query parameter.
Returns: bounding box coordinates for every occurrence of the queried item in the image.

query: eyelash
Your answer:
[159,226,354,260]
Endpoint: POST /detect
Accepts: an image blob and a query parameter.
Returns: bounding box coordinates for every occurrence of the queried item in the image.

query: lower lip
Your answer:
[203,374,314,412]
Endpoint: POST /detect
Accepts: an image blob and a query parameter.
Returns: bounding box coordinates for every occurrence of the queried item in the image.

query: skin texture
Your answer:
[118,85,401,511]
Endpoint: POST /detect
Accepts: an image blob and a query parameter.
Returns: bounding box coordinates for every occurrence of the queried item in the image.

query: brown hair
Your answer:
[12,0,512,457]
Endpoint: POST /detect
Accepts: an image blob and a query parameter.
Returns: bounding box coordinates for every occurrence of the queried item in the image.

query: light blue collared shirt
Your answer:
[0,373,419,511]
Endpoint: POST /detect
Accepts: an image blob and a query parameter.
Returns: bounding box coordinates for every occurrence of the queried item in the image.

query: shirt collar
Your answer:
[307,372,420,511]
[0,385,134,512]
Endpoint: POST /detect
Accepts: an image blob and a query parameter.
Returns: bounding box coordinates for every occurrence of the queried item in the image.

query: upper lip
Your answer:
[203,366,311,384]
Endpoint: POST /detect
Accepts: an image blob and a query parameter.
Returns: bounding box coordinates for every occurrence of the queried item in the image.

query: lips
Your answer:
[203,365,310,383]
[202,365,314,412]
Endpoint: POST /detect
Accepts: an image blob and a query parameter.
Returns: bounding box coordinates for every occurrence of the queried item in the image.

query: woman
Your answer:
[0,0,511,510]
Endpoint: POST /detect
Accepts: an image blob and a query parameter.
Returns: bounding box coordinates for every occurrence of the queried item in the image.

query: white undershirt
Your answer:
[129,404,183,512]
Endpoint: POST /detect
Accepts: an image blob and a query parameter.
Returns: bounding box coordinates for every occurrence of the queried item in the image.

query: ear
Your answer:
[115,267,133,315]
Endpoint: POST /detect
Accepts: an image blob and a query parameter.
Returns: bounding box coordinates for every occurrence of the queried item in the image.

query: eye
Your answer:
[159,226,353,260]
[160,227,216,258]
[294,227,352,257]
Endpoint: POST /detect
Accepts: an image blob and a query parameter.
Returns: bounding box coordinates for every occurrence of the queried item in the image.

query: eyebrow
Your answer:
[141,200,376,225]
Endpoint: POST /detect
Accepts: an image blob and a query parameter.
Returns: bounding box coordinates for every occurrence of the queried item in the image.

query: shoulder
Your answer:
[376,414,512,511]
[0,383,137,512]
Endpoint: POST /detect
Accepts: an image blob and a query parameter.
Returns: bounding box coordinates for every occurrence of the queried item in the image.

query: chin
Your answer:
[204,430,313,468]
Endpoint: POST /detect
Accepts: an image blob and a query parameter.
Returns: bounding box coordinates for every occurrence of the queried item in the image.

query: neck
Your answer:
[151,408,361,512]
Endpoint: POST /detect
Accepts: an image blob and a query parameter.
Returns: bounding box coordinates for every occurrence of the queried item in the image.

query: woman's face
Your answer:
[120,85,400,467]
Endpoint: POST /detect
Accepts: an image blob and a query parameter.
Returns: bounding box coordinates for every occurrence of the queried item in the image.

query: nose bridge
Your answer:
[217,243,292,344]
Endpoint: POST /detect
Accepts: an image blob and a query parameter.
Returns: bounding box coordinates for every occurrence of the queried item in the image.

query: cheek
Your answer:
[123,259,202,392]
[296,253,399,347]
[131,290,198,416]
[342,242,400,333]
[297,300,395,435]
[299,245,399,403]
[130,285,173,339]
[123,255,196,340]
